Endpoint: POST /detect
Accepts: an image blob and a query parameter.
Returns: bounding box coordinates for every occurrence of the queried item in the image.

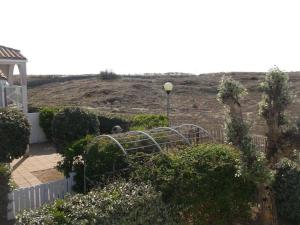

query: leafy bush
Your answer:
[16,181,179,225]
[85,138,127,178]
[274,158,300,224]
[57,135,94,192]
[52,107,100,153]
[28,105,42,113]
[0,163,11,223]
[98,70,120,80]
[97,113,131,134]
[282,118,300,148]
[130,144,255,225]
[96,113,167,133]
[0,109,30,162]
[58,136,128,192]
[130,114,168,130]
[39,107,59,140]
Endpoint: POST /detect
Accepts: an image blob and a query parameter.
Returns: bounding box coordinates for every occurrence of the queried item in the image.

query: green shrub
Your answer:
[58,136,128,192]
[130,114,168,130]
[28,105,42,113]
[282,118,300,148]
[97,113,131,134]
[57,135,94,192]
[16,181,179,225]
[274,158,300,224]
[0,163,11,223]
[85,138,127,178]
[96,113,167,133]
[52,107,100,153]
[130,144,255,225]
[39,107,59,140]
[0,108,30,162]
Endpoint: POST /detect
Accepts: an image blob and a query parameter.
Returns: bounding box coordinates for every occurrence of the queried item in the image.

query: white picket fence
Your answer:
[7,173,75,220]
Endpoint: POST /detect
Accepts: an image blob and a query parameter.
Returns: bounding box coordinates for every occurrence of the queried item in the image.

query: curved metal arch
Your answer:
[150,127,191,145]
[127,130,163,152]
[97,135,127,156]
[172,123,215,141]
[173,124,210,135]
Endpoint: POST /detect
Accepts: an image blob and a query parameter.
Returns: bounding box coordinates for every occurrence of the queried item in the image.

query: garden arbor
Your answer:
[0,45,28,113]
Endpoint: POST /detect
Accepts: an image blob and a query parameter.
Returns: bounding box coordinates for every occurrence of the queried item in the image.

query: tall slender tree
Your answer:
[218,75,275,225]
[257,67,292,225]
[259,67,292,160]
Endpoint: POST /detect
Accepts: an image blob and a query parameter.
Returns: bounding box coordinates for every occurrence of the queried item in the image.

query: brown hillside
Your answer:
[27,72,300,135]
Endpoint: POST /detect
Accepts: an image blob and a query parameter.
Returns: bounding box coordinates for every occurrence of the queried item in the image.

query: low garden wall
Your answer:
[27,113,47,144]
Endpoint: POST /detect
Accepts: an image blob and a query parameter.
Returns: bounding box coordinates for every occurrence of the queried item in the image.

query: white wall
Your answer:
[27,112,47,144]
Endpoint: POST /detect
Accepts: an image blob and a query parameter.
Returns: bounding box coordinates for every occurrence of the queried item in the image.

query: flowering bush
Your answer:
[16,181,179,225]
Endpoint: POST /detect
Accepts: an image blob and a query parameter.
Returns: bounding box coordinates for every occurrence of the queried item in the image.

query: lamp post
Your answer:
[163,82,173,126]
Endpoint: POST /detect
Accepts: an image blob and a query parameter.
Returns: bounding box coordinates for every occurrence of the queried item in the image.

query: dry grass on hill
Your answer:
[28,72,300,135]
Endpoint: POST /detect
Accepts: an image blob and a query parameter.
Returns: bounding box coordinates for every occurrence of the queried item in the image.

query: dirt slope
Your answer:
[28,72,300,134]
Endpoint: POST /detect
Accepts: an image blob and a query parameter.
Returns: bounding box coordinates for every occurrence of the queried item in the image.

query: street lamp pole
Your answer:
[166,92,170,119]
[163,82,173,127]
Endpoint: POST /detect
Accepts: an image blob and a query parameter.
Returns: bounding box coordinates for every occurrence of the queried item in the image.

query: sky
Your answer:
[1,0,300,75]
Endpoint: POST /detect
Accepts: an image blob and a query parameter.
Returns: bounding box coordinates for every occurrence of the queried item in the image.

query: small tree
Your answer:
[259,67,292,159]
[218,76,272,224]
[0,109,30,223]
[217,76,250,149]
[0,108,30,163]
[257,67,292,225]
[218,76,269,176]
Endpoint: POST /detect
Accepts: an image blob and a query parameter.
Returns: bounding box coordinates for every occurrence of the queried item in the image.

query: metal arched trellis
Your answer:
[151,127,191,145]
[173,124,214,144]
[96,135,127,155]
[127,130,163,152]
[84,123,212,192]
[92,123,212,156]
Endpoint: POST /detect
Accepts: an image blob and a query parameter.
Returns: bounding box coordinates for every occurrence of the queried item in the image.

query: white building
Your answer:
[0,45,28,113]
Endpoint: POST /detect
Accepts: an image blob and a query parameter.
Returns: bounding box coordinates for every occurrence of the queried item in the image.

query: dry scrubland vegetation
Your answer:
[28,72,300,134]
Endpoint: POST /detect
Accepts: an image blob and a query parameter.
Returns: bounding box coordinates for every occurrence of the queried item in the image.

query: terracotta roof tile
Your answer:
[0,45,26,60]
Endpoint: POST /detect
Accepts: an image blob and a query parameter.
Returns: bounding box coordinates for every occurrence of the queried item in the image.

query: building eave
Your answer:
[0,59,27,64]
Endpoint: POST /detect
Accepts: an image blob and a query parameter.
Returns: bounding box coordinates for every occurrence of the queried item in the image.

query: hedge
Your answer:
[274,158,300,224]
[39,105,168,137]
[86,113,168,133]
[0,108,30,163]
[16,181,180,225]
[0,163,11,223]
[39,107,59,140]
[96,113,131,134]
[129,144,256,225]
[130,114,168,130]
[52,107,100,153]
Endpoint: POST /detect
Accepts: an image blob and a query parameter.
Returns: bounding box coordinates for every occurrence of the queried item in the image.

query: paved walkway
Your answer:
[10,143,63,188]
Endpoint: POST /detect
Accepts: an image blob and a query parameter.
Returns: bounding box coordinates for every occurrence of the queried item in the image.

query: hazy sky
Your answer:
[2,0,300,75]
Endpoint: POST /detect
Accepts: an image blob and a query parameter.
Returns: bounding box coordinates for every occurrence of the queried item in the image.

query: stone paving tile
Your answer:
[10,143,62,188]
